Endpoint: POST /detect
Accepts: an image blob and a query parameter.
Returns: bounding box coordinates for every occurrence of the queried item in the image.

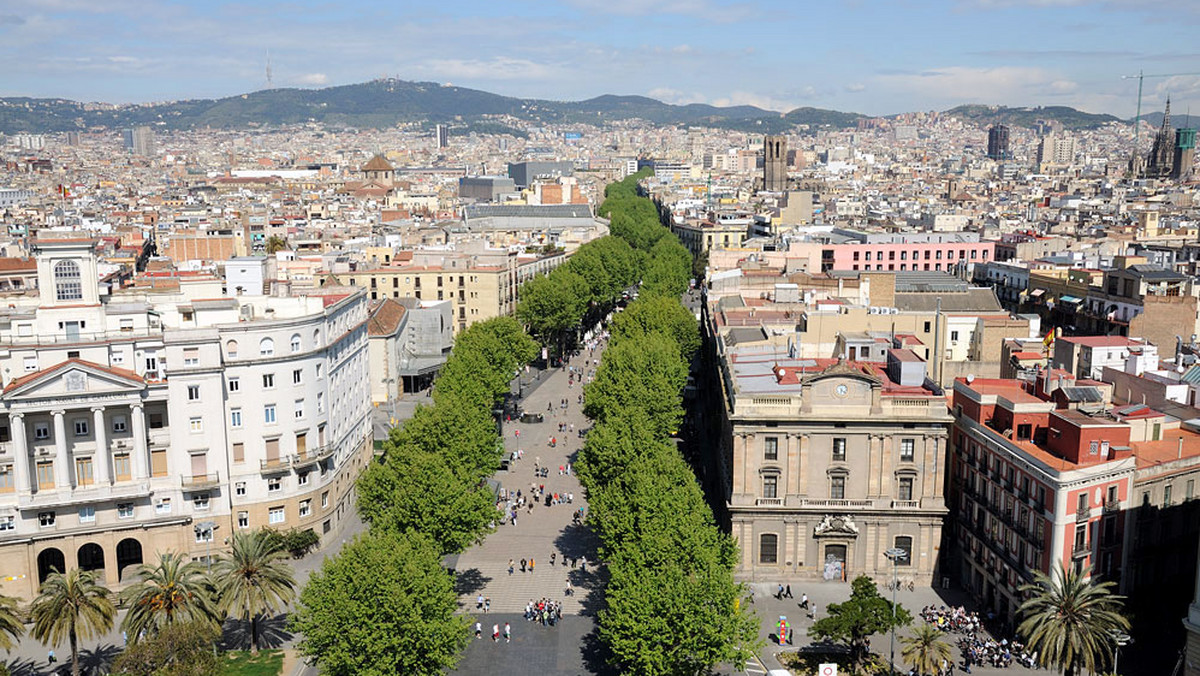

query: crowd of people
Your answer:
[920,605,982,634]
[920,605,1037,671]
[525,598,564,627]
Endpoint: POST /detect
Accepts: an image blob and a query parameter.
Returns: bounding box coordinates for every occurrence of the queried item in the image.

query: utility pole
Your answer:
[884,547,908,675]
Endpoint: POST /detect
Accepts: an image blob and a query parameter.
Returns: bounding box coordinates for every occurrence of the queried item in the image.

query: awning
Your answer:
[1059,295,1083,304]
[1029,289,1045,297]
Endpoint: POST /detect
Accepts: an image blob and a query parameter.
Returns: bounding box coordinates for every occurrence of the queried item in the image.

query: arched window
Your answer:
[225,340,239,358]
[290,334,302,353]
[312,329,320,346]
[54,260,82,301]
[259,337,274,357]
[759,533,778,564]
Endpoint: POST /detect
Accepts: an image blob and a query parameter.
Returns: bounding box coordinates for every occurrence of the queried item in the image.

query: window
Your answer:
[900,439,915,463]
[187,384,201,401]
[78,506,95,523]
[74,419,89,437]
[259,338,274,357]
[149,412,165,429]
[0,516,14,531]
[189,417,202,433]
[762,475,778,499]
[228,377,240,393]
[298,471,309,487]
[268,477,281,493]
[193,493,210,510]
[230,409,242,428]
[263,373,275,389]
[1077,493,1087,513]
[899,477,914,501]
[75,457,94,486]
[112,416,127,433]
[831,476,846,499]
[36,461,54,489]
[764,437,779,461]
[38,512,56,528]
[23,356,38,372]
[226,340,239,358]
[1107,485,1118,504]
[315,364,322,379]
[183,348,199,366]
[1164,484,1173,507]
[290,334,302,352]
[950,330,959,342]
[0,465,11,493]
[321,491,329,508]
[316,392,325,414]
[894,536,913,565]
[832,438,846,462]
[235,481,246,496]
[923,321,931,333]
[299,500,312,517]
[233,443,245,463]
[293,369,302,385]
[1188,480,1195,501]
[113,454,131,481]
[1074,523,1087,550]
[117,503,134,519]
[156,498,172,514]
[34,423,49,440]
[238,511,249,529]
[294,399,305,419]
[269,507,285,524]
[759,533,778,564]
[264,405,276,424]
[54,259,82,301]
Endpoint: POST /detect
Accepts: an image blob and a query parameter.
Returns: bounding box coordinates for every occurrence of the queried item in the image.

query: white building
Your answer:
[0,238,373,598]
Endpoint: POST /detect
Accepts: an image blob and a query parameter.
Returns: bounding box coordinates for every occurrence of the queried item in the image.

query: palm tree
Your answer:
[213,530,297,652]
[1017,562,1130,676]
[122,552,220,641]
[30,568,115,676]
[0,593,25,653]
[901,623,953,676]
[265,235,287,255]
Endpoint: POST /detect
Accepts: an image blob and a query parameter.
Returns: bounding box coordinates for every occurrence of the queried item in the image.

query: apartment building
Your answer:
[0,238,373,598]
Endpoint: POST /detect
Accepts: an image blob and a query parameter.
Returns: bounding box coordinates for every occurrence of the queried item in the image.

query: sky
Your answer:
[1,0,1198,118]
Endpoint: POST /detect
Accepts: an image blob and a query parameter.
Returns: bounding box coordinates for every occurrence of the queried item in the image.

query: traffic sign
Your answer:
[818,664,837,676]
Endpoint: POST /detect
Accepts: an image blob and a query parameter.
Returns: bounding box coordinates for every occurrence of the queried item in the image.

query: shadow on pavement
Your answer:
[454,567,493,600]
[220,613,293,651]
[7,658,42,676]
[579,624,619,676]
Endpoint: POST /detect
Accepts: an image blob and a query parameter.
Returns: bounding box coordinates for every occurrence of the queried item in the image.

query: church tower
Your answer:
[1147,98,1175,178]
[763,135,787,192]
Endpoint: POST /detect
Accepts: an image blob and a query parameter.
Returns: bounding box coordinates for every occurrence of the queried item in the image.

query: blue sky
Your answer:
[1,0,1197,117]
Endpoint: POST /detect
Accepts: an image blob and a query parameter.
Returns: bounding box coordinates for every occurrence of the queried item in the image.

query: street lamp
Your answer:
[1111,630,1131,675]
[194,521,219,572]
[884,547,909,676]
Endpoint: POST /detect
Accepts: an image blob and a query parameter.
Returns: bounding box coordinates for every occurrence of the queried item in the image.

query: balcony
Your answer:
[891,499,920,509]
[18,481,153,509]
[1072,541,1091,558]
[1076,505,1091,522]
[181,473,219,491]
[1103,497,1121,514]
[260,456,292,473]
[292,445,333,469]
[755,498,784,507]
[797,498,876,509]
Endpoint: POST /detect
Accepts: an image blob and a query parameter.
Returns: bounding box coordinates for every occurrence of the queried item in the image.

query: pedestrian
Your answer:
[530,558,535,573]
[566,580,573,596]
[562,552,567,567]
[785,584,793,599]
[580,556,586,572]
[492,624,499,642]
[776,584,784,600]
[477,594,484,610]
[787,627,794,645]
[568,492,574,504]
[475,622,482,639]
[521,558,527,573]
[48,650,56,664]
[504,622,511,643]
[509,559,515,575]
[484,598,490,613]
[800,592,808,609]
[550,552,556,566]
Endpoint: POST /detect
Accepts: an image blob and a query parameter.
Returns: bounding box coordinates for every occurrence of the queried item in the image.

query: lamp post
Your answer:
[194,521,218,572]
[884,547,909,676]
[1111,630,1131,675]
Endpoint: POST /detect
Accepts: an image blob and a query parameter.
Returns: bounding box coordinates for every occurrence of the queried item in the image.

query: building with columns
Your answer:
[0,237,373,598]
[707,320,951,584]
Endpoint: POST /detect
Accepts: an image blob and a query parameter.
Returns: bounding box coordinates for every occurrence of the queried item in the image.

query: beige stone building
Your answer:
[709,323,953,584]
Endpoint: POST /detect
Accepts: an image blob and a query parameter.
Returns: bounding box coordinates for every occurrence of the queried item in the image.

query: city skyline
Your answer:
[1,0,1197,119]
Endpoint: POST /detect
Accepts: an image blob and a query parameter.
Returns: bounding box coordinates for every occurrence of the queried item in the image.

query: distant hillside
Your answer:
[1134,111,1198,129]
[0,79,868,134]
[944,104,1122,131]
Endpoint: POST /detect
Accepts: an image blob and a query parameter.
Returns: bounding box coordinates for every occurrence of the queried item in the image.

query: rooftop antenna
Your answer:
[265,49,273,89]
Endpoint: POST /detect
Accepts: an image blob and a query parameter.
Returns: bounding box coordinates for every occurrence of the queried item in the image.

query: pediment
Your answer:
[2,360,145,401]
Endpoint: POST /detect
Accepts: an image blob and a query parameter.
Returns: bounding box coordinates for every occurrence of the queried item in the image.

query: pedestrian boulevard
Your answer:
[453,348,604,617]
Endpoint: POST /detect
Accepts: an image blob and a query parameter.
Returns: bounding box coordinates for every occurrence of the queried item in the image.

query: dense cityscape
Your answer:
[1,2,1200,676]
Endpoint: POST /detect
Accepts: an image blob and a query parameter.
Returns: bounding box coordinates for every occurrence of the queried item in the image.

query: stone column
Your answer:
[867,434,882,496]
[52,411,71,489]
[92,407,110,485]
[797,434,810,496]
[785,434,799,495]
[131,403,149,480]
[8,414,29,494]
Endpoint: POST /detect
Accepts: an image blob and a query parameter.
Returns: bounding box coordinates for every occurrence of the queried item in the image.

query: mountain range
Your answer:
[0,79,1176,136]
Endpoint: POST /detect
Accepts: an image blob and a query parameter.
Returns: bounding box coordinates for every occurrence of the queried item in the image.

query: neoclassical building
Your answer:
[709,327,952,584]
[0,238,372,598]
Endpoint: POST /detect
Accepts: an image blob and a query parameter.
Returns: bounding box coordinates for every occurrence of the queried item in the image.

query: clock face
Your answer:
[835,384,848,397]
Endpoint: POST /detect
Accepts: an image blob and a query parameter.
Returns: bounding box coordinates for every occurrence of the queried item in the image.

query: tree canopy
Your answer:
[808,575,912,673]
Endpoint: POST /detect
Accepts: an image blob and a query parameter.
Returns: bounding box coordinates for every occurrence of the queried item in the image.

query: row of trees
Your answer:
[292,316,538,676]
[576,175,760,675]
[0,529,296,676]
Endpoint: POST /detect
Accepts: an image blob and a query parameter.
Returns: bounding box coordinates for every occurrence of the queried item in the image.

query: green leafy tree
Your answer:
[901,623,953,676]
[385,396,500,479]
[641,237,693,299]
[265,235,287,254]
[584,333,687,438]
[808,575,912,673]
[110,620,221,676]
[356,447,496,555]
[0,593,25,653]
[213,530,297,653]
[291,531,470,676]
[1017,563,1130,676]
[436,317,537,408]
[610,294,699,361]
[516,268,589,353]
[30,568,116,676]
[122,552,220,641]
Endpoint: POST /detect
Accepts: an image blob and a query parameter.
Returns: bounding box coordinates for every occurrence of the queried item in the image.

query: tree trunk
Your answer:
[250,614,259,653]
[70,627,79,676]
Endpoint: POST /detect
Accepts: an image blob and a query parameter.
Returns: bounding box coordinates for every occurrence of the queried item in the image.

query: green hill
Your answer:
[943,104,1122,131]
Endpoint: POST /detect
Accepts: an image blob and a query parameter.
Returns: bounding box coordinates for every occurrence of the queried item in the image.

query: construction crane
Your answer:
[1122,70,1200,147]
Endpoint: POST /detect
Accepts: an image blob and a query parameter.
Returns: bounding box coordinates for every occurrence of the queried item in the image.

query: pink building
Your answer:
[832,241,995,272]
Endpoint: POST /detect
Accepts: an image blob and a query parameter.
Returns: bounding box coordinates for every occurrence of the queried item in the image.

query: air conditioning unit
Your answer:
[240,305,255,320]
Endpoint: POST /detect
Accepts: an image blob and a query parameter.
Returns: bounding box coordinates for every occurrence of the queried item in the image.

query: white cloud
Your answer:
[416,57,559,81]
[709,91,796,112]
[563,0,755,22]
[671,44,693,54]
[875,66,1080,104]
[296,73,328,86]
[844,82,866,93]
